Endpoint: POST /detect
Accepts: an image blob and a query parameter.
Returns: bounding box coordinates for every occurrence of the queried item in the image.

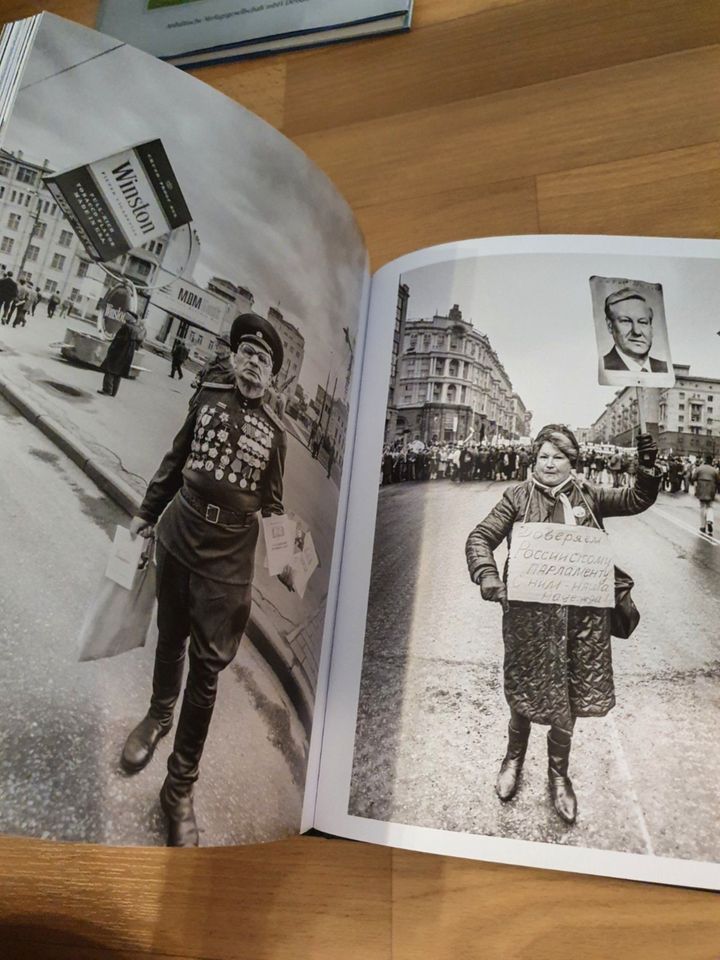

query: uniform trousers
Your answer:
[150,543,253,789]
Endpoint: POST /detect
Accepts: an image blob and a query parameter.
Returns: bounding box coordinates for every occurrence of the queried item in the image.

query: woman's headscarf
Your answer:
[532,424,580,467]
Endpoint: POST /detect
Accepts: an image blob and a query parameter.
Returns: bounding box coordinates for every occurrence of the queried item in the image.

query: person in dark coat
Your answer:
[189,334,233,405]
[0,271,18,324]
[692,454,719,535]
[99,311,144,396]
[170,338,190,379]
[121,312,291,847]
[465,424,659,824]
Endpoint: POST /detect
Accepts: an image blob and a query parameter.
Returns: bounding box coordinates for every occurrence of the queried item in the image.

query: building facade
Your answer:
[385,282,410,440]
[268,306,305,396]
[388,302,529,445]
[588,364,720,457]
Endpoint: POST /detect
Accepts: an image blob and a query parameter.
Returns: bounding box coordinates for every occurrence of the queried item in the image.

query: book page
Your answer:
[0,12,368,848]
[316,234,720,890]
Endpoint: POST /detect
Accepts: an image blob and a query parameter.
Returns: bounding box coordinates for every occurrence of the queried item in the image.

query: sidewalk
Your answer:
[0,308,340,732]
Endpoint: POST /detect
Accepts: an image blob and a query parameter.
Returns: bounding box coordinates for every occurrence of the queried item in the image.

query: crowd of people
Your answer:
[381,438,720,531]
[0,266,68,327]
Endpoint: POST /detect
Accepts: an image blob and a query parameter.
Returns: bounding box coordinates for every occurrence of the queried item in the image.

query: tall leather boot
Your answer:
[160,695,214,847]
[547,732,577,824]
[495,720,530,801]
[120,652,185,773]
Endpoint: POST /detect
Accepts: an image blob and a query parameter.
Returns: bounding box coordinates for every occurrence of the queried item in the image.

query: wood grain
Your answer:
[1,1,720,958]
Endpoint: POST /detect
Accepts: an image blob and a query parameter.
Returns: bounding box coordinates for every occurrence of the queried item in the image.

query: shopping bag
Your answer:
[78,538,157,662]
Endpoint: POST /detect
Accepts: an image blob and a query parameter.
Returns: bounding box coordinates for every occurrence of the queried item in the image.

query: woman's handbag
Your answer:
[78,537,157,662]
[574,484,641,639]
[611,565,640,639]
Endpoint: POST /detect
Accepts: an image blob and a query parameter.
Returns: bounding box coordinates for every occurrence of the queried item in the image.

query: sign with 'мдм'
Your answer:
[43,140,192,263]
[507,522,615,608]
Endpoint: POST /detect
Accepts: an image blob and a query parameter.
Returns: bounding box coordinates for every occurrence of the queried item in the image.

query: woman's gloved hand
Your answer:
[480,575,509,612]
[636,432,658,470]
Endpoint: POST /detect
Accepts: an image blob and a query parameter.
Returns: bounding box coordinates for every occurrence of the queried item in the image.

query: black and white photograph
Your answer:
[0,14,366,848]
[346,249,720,873]
[591,274,674,388]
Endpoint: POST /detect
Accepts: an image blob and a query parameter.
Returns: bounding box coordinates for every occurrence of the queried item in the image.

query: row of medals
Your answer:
[189,407,272,490]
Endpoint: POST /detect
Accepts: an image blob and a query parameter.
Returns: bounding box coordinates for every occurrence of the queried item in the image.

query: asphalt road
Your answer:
[0,395,306,846]
[349,478,720,863]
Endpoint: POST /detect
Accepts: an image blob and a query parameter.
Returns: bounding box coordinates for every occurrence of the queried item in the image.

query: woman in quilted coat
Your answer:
[465,424,660,824]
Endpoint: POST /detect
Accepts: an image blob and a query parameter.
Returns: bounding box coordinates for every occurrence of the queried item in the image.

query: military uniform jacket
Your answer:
[139,384,286,584]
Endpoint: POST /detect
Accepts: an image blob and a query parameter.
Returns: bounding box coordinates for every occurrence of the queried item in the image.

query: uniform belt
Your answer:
[181,488,256,526]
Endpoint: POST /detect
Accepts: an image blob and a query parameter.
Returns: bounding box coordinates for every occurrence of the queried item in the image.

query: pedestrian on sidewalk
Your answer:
[0,270,18,324]
[189,334,233,404]
[465,423,660,826]
[11,282,29,327]
[46,291,61,318]
[169,338,190,379]
[25,284,39,318]
[692,454,719,535]
[121,312,293,848]
[98,310,144,396]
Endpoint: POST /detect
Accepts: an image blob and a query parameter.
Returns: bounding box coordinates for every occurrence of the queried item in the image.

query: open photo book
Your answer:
[0,12,718,891]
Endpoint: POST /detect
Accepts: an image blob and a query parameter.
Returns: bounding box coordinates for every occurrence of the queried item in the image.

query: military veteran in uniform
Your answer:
[603,287,668,373]
[121,312,289,846]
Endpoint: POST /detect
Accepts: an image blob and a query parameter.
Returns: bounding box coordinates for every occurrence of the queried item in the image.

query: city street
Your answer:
[0,305,341,697]
[349,478,720,863]
[0,395,306,846]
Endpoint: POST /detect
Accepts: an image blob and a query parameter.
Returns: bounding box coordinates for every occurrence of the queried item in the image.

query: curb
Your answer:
[0,371,314,735]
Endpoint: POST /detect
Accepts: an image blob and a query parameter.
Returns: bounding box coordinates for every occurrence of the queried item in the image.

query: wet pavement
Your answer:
[0,395,306,846]
[349,478,720,863]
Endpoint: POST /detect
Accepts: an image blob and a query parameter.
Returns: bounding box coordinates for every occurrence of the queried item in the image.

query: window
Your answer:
[0,236,14,253]
[58,230,73,248]
[423,334,431,350]
[24,194,30,207]
[7,213,20,230]
[446,384,457,403]
[679,392,685,398]
[35,221,47,239]
[19,270,32,283]
[76,261,89,278]
[460,386,467,404]
[678,403,685,410]
[16,166,36,185]
[51,253,66,270]
[10,190,16,203]
[448,359,459,377]
[432,383,441,401]
[127,255,153,278]
[0,159,12,176]
[0,187,4,199]
[44,279,57,293]
[42,200,50,213]
[449,338,459,351]
[26,245,39,262]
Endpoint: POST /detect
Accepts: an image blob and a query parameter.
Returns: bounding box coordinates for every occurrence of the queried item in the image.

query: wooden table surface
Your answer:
[2,1,719,957]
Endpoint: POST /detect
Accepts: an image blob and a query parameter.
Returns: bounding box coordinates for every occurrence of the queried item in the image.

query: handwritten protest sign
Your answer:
[507,522,614,608]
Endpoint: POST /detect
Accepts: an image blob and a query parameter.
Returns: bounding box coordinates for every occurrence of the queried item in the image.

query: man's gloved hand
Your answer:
[480,575,508,612]
[636,432,658,470]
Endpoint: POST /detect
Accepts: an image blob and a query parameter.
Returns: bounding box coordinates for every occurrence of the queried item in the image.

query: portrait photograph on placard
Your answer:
[589,274,675,389]
[349,249,720,867]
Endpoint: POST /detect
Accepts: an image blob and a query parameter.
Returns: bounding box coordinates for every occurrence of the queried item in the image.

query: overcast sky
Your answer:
[401,252,720,430]
[7,13,367,393]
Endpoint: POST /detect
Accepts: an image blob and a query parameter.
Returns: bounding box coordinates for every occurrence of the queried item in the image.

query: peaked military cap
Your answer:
[230,312,284,375]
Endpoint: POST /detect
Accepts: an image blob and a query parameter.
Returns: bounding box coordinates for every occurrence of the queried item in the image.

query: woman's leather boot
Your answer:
[495,720,530,801]
[547,732,577,824]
